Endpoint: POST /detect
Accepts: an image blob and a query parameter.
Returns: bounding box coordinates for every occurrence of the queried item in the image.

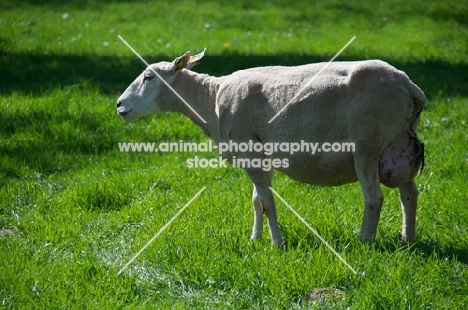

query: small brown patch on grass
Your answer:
[0,229,18,236]
[303,287,345,303]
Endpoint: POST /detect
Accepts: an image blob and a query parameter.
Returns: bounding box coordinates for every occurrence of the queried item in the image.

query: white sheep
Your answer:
[117,50,426,247]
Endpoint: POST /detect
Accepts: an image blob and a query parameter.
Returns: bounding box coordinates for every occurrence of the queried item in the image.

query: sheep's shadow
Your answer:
[371,236,468,265]
[281,226,468,266]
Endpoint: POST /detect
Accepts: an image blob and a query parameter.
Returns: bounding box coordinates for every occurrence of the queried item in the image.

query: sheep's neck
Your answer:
[171,71,221,141]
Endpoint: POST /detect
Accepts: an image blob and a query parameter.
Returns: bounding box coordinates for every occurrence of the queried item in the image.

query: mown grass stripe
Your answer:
[117,186,206,275]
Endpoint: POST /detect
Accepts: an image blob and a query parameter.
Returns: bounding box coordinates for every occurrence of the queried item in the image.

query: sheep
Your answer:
[117,50,426,247]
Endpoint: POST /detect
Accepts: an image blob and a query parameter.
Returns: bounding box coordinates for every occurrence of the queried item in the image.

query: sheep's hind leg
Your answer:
[354,152,384,241]
[399,180,418,242]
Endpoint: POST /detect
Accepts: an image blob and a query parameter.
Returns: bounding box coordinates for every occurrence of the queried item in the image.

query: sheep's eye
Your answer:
[143,71,155,82]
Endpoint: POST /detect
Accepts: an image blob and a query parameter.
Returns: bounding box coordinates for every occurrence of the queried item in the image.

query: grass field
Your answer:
[1,0,468,308]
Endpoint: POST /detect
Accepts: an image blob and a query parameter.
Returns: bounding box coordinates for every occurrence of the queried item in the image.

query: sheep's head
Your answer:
[116,49,205,122]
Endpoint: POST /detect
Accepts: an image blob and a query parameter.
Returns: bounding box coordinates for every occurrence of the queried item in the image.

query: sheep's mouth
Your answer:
[118,109,133,116]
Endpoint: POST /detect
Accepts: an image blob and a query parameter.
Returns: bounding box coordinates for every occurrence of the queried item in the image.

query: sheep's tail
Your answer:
[405,77,427,132]
[404,76,426,172]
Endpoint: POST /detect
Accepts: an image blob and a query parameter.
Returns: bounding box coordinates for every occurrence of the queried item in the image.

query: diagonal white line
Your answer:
[268,36,356,123]
[118,35,207,124]
[269,187,357,274]
[117,187,206,275]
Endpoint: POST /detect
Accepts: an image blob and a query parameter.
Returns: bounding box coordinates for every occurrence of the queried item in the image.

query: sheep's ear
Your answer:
[173,48,206,72]
[174,51,191,72]
[186,48,206,70]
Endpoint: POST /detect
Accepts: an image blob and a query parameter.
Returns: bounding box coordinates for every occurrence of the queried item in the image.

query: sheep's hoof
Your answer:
[271,240,285,249]
[359,234,376,243]
[249,234,262,242]
[401,235,416,243]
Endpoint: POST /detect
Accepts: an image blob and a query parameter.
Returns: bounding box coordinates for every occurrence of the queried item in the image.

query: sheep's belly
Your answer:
[379,130,424,188]
[277,152,358,186]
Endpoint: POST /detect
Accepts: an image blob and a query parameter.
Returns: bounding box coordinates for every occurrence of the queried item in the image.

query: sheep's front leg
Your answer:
[251,187,263,240]
[399,180,418,242]
[256,185,283,247]
[247,169,283,247]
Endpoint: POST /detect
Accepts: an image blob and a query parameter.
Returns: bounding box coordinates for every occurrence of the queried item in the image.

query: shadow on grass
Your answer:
[1,51,468,98]
[372,235,468,265]
[279,218,467,266]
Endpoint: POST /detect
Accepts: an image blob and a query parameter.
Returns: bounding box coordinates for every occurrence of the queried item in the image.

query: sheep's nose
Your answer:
[116,101,122,108]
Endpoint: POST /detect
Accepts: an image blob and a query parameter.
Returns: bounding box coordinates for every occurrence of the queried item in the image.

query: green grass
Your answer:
[1,0,468,308]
